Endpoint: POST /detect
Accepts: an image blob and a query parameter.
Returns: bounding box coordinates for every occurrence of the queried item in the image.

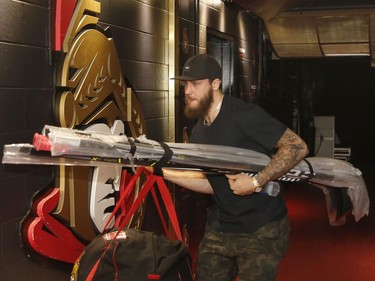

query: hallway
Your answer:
[277,164,374,281]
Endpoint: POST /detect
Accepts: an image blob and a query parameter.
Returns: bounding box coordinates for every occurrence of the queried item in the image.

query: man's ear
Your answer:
[212,78,221,91]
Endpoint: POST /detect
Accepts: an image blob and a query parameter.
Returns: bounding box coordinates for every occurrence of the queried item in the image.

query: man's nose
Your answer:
[184,83,192,95]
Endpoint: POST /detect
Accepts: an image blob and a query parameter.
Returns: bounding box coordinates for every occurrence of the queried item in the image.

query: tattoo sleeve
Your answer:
[255,128,309,186]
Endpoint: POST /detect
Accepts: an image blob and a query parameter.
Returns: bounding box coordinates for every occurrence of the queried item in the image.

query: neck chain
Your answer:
[203,96,223,126]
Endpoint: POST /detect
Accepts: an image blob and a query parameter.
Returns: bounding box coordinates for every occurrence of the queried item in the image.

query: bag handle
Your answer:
[101,167,144,232]
[154,175,182,240]
[102,166,182,240]
[86,168,183,281]
[115,171,182,240]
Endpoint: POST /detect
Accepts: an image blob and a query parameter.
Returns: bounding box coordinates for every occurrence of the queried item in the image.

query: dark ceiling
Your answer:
[232,0,375,64]
[288,0,375,9]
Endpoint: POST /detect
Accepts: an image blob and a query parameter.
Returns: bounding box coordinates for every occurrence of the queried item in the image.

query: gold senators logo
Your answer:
[22,0,147,262]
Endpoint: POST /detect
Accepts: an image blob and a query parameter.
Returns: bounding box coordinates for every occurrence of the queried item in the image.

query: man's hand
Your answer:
[226,174,260,196]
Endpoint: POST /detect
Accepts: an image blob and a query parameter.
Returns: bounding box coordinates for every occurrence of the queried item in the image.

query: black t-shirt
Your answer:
[190,95,288,233]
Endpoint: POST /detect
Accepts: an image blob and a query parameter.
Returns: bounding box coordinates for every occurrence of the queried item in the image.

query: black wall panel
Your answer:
[108,25,166,63]
[21,0,48,6]
[0,43,53,88]
[199,3,238,35]
[120,60,168,91]
[99,0,170,141]
[136,91,168,119]
[0,0,173,279]
[179,0,196,21]
[0,0,59,280]
[99,0,168,39]
[0,90,26,133]
[0,0,264,279]
[144,118,170,142]
[0,0,49,46]
[178,18,198,52]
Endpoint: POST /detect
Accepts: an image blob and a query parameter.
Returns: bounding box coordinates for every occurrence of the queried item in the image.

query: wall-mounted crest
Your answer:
[21,0,146,263]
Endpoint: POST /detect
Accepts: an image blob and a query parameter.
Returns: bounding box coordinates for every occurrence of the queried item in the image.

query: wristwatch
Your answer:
[251,176,262,193]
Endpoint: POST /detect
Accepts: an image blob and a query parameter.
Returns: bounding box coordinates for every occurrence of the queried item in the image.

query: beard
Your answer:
[184,88,213,120]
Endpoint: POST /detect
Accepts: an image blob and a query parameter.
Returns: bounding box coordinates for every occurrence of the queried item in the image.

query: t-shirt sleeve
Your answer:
[238,105,287,152]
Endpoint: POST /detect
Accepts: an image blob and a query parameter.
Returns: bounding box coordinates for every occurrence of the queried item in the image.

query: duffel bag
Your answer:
[71,228,191,280]
[71,167,193,281]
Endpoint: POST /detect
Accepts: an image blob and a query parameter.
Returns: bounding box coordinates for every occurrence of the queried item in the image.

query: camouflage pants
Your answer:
[196,215,290,281]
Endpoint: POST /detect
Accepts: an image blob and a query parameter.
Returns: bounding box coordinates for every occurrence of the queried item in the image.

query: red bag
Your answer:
[71,168,193,281]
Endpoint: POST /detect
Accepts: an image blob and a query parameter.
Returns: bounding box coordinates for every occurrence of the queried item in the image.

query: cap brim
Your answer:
[171,75,208,81]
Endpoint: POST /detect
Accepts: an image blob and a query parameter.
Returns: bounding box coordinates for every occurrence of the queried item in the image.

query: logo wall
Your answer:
[21,0,146,263]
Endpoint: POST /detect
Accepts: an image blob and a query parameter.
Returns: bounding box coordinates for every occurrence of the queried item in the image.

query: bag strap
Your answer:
[115,169,132,227]
[155,176,182,240]
[102,167,182,240]
[150,186,169,236]
[115,172,182,240]
[87,169,183,281]
[101,167,144,232]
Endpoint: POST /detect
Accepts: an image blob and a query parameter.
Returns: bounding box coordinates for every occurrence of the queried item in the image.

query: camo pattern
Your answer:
[196,215,290,281]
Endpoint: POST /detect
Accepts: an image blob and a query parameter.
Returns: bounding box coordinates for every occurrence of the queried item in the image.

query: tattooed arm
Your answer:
[255,128,309,184]
[226,128,309,195]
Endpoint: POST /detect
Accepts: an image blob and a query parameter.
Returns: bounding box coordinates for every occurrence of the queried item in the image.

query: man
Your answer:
[158,54,308,280]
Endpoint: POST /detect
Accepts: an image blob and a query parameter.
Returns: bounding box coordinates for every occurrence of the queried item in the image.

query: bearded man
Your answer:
[157,54,308,281]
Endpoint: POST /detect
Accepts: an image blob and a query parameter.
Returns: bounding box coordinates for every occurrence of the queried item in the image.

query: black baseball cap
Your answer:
[172,54,222,81]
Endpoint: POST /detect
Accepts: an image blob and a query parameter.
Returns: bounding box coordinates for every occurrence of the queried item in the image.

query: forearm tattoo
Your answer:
[256,128,309,185]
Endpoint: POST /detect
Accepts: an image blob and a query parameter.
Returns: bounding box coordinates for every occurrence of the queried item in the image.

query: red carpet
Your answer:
[277,169,375,281]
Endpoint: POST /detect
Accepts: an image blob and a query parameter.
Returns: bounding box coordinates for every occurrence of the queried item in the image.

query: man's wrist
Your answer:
[251,176,262,193]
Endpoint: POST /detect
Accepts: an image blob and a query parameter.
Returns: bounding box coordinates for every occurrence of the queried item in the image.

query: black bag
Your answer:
[72,229,191,280]
[71,168,193,281]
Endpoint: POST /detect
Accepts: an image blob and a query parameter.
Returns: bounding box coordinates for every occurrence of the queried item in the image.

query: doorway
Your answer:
[206,29,235,97]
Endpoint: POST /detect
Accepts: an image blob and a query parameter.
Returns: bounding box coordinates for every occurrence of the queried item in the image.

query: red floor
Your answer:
[277,165,375,281]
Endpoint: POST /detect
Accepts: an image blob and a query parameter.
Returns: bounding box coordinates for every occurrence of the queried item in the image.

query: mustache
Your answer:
[184,96,195,104]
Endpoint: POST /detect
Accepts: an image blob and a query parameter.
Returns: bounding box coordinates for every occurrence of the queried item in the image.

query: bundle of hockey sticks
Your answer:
[2,125,369,223]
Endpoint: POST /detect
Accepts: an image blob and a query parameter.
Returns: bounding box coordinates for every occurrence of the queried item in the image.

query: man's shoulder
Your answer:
[224,95,260,112]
